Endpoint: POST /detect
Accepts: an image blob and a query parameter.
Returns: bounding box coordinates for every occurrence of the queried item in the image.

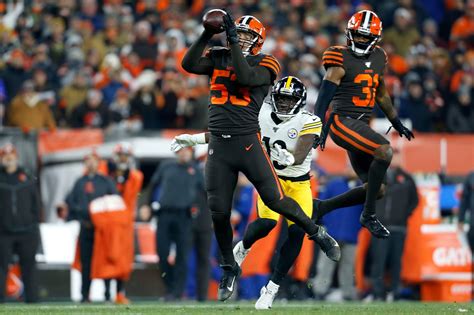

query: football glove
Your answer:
[223,10,239,45]
[388,117,415,141]
[270,144,295,166]
[313,113,334,151]
[170,133,206,152]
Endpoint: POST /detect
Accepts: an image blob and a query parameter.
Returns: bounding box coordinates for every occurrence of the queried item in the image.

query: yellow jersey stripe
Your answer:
[300,127,322,136]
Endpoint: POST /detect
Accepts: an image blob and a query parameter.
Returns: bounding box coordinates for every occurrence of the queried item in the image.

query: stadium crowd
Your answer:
[0,0,472,134]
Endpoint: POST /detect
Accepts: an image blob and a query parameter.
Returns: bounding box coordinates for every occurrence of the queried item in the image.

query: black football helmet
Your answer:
[271,76,307,118]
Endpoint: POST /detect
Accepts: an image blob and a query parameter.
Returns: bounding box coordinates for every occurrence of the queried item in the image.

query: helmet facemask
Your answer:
[346,29,381,56]
[236,29,260,55]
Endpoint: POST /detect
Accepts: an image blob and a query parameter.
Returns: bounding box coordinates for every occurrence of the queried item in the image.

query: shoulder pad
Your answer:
[322,46,346,69]
[257,54,281,78]
[375,45,388,65]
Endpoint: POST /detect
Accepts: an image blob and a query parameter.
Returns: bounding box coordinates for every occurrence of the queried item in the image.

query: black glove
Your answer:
[223,10,239,45]
[388,117,415,140]
[313,113,334,150]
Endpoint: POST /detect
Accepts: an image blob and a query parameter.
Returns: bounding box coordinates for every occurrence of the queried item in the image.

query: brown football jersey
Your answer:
[322,45,387,122]
[205,47,280,135]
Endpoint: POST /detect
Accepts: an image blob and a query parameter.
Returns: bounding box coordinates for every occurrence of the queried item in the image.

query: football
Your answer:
[203,9,226,34]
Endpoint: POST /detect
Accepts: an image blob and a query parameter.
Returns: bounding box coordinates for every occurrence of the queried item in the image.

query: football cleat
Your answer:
[217,263,241,301]
[255,285,278,310]
[360,213,390,238]
[233,241,250,267]
[309,226,341,262]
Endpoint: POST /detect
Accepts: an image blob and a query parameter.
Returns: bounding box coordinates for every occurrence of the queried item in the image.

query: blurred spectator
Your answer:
[141,147,204,300]
[102,143,144,304]
[384,8,420,57]
[1,50,30,103]
[6,80,56,132]
[458,171,474,260]
[59,70,90,126]
[0,143,40,303]
[447,88,474,133]
[69,89,109,129]
[450,0,474,46]
[399,74,433,132]
[64,152,117,302]
[109,88,143,134]
[370,149,419,301]
[132,20,157,69]
[130,70,160,130]
[312,168,363,301]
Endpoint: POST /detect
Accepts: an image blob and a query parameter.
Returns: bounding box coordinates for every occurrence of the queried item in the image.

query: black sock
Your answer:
[364,158,390,216]
[318,185,366,216]
[117,280,124,294]
[242,218,277,249]
[270,225,305,285]
[211,212,235,265]
[267,196,319,236]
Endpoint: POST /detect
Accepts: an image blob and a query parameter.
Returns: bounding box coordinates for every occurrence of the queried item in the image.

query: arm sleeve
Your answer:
[181,30,214,75]
[314,80,338,123]
[66,180,87,221]
[148,164,165,204]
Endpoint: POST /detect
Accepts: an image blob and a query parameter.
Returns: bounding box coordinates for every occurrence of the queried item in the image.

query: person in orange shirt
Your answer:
[450,0,474,45]
[101,143,143,304]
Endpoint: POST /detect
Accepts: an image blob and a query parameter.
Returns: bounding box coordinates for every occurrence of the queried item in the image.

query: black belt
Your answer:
[278,173,310,182]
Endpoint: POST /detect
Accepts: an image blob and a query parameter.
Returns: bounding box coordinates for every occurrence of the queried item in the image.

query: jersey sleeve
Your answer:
[258,54,281,79]
[299,114,322,137]
[322,46,345,70]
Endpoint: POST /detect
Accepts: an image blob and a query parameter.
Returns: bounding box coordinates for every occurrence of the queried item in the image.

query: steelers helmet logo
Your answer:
[288,128,298,139]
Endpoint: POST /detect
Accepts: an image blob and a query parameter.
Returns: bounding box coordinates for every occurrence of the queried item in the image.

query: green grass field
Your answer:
[0,301,472,315]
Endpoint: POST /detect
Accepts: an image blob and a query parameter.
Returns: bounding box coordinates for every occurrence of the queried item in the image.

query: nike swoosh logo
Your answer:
[245,144,253,151]
[227,277,236,292]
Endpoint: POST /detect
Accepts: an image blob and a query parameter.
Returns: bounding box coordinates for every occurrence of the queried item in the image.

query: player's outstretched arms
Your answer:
[376,77,414,141]
[223,11,272,87]
[181,30,215,75]
[170,132,210,152]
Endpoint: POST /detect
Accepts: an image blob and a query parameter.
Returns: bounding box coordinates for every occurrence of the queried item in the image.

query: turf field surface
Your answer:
[0,301,473,315]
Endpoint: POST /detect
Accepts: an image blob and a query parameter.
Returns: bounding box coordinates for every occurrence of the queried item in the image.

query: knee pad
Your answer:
[374,145,393,163]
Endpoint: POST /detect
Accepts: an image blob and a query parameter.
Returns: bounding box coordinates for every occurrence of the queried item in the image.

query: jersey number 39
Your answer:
[210,70,251,106]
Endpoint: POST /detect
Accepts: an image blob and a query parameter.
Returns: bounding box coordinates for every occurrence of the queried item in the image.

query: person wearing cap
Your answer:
[6,80,56,132]
[64,151,117,303]
[100,143,143,304]
[140,146,204,300]
[0,143,41,303]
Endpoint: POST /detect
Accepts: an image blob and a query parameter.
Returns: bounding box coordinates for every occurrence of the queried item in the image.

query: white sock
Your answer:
[266,280,279,292]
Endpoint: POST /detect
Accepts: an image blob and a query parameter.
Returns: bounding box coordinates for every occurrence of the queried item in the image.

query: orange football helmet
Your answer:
[235,15,266,55]
[346,10,382,55]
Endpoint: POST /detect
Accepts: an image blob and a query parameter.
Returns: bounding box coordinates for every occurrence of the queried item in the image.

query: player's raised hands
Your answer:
[223,9,239,44]
[170,133,207,152]
[270,144,295,166]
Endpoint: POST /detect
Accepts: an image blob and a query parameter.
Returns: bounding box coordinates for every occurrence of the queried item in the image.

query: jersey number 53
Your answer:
[210,69,251,107]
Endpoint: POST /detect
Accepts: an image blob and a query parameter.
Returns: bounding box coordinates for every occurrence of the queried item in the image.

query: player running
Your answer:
[312,10,414,238]
[172,76,340,309]
[180,10,338,301]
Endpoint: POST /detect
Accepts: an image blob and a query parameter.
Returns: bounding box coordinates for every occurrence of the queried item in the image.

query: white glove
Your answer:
[270,144,295,166]
[170,133,207,152]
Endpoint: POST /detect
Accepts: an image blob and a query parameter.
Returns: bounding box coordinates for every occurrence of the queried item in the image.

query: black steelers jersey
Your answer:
[322,45,387,122]
[205,47,280,135]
